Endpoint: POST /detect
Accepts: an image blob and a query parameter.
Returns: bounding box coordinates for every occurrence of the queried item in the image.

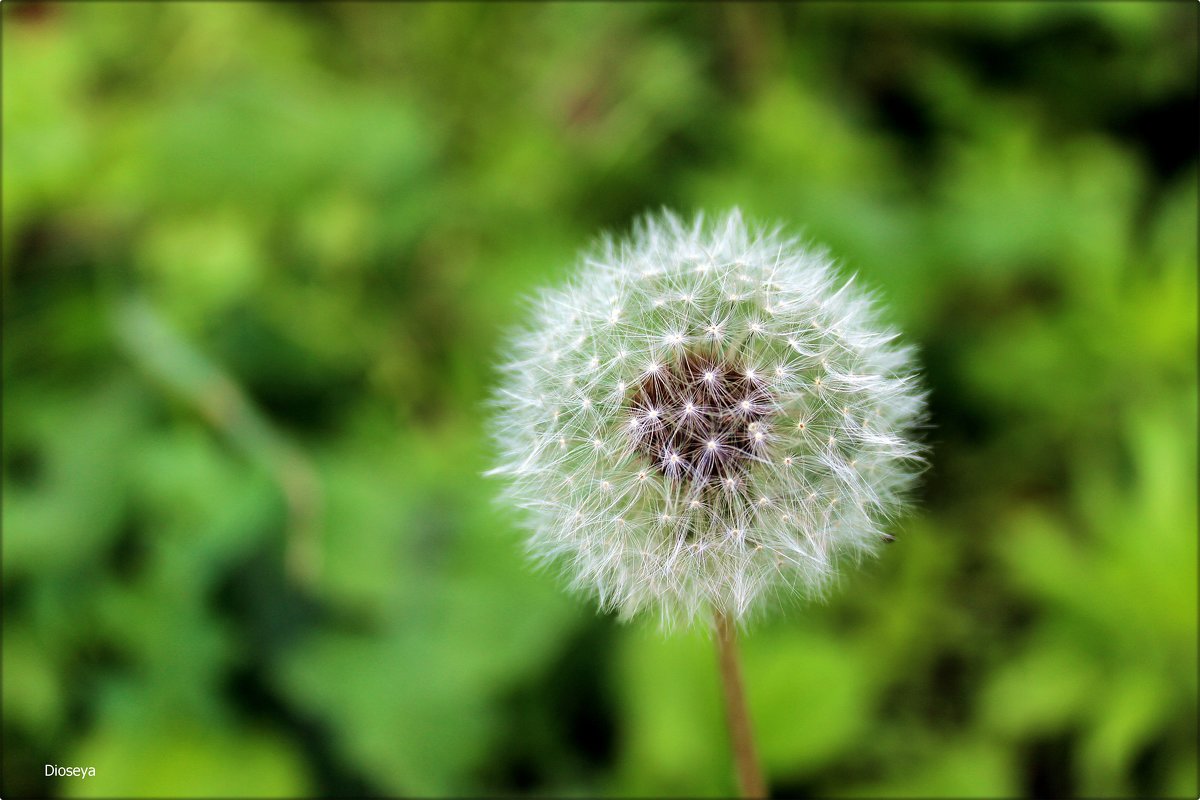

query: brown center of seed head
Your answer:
[628,351,773,485]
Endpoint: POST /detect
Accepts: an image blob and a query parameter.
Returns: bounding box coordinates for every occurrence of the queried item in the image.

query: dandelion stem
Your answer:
[714,610,766,798]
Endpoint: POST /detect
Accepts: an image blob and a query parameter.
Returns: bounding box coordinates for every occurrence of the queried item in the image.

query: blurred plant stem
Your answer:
[112,297,323,587]
[715,610,766,799]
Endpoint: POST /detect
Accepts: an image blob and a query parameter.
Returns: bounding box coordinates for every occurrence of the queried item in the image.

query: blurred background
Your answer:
[2,2,1196,798]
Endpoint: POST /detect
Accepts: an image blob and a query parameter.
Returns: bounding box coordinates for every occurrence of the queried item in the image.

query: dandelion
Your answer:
[489,209,925,797]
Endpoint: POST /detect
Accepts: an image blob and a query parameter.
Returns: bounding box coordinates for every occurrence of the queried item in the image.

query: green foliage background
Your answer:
[2,2,1196,797]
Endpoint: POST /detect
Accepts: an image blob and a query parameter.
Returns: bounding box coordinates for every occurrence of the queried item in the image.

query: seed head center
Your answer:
[628,351,773,485]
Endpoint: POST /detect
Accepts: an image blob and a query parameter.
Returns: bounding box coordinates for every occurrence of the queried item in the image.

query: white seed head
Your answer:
[489,210,925,629]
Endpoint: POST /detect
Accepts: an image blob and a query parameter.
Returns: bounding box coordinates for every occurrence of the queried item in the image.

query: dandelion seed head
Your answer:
[490,210,926,628]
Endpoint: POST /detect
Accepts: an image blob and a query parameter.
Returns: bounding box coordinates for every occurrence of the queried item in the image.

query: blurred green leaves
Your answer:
[984,399,1197,797]
[278,429,578,795]
[3,2,1196,798]
[66,711,306,799]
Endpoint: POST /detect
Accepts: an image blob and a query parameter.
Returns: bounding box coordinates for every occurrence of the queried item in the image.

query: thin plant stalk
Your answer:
[715,610,767,799]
